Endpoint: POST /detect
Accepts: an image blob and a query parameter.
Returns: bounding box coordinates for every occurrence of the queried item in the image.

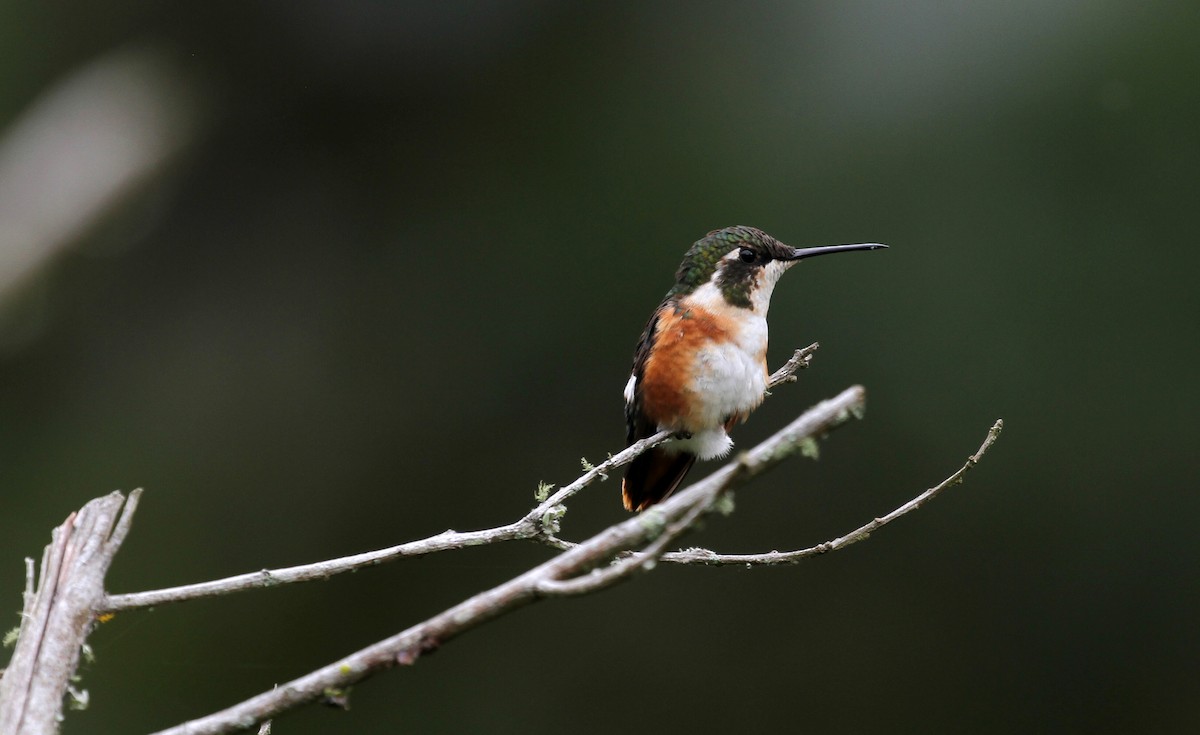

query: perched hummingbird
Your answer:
[621,226,886,512]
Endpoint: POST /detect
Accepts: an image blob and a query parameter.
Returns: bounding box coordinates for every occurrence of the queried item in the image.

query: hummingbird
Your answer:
[621,226,886,512]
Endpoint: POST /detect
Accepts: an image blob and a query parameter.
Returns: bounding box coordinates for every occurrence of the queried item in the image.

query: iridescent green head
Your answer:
[668,226,887,310]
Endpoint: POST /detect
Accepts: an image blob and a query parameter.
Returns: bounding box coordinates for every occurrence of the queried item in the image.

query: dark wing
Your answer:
[624,307,660,446]
[620,303,696,511]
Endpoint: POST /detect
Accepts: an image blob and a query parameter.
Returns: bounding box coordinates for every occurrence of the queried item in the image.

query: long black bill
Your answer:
[788,243,888,260]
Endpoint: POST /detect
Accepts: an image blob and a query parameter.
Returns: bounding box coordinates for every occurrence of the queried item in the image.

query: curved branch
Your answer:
[661,419,1004,565]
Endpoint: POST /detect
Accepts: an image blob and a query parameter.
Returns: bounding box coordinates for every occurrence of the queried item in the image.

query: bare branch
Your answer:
[5,362,998,735]
[102,344,821,613]
[102,525,534,612]
[0,490,142,734]
[101,430,681,612]
[149,386,866,735]
[660,419,1004,566]
[768,342,819,386]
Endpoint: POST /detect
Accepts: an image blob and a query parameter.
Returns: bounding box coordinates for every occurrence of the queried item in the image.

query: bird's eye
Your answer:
[737,247,756,264]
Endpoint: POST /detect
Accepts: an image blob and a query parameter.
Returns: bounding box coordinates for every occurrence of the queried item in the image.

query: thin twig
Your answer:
[661,419,1004,566]
[768,341,818,386]
[102,344,820,613]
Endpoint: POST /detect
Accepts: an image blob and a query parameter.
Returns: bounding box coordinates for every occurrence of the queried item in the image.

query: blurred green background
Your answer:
[2,2,1198,733]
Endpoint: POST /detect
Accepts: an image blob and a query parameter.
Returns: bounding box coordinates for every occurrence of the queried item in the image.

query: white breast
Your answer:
[668,325,765,462]
[679,281,770,435]
[690,317,768,426]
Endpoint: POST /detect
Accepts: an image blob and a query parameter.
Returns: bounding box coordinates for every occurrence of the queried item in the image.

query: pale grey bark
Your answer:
[0,490,141,734]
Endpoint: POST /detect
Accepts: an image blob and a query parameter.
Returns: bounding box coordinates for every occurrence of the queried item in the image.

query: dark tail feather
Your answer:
[622,448,696,512]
